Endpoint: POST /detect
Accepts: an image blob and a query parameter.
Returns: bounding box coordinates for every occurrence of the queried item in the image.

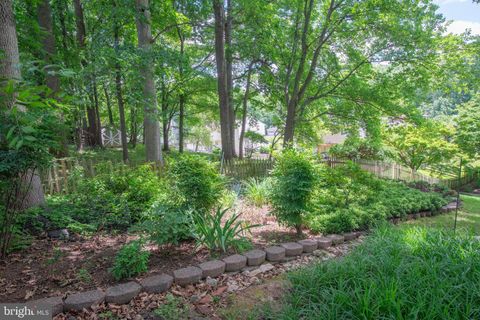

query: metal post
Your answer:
[453,158,462,234]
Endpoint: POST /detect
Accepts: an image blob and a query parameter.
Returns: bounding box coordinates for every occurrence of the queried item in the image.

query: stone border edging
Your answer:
[25,201,457,316]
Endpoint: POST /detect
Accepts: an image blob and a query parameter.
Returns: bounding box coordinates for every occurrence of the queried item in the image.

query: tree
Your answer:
[213,0,234,160]
[384,121,457,172]
[456,94,480,159]
[135,0,163,163]
[262,0,443,145]
[0,0,45,210]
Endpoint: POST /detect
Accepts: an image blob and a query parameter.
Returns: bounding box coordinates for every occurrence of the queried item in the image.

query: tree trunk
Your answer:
[177,27,185,153]
[0,0,45,210]
[93,77,103,146]
[103,83,114,126]
[283,99,296,146]
[129,106,138,147]
[114,22,129,163]
[135,0,163,163]
[37,0,69,156]
[178,95,185,152]
[73,0,86,49]
[213,0,233,160]
[239,62,253,159]
[225,0,236,156]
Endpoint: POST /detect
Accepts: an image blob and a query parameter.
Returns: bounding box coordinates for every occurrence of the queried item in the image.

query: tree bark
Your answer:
[239,62,253,159]
[135,0,163,163]
[73,0,86,49]
[0,0,45,210]
[213,0,233,160]
[225,0,236,156]
[176,25,186,153]
[103,83,114,127]
[114,22,129,163]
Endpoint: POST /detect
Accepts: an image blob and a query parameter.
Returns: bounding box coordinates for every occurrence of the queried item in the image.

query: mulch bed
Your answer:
[0,202,312,303]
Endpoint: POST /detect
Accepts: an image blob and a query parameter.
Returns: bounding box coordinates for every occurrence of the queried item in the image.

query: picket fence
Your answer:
[40,156,476,195]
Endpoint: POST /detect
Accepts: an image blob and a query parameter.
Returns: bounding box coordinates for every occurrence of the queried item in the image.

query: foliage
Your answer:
[154,294,190,320]
[244,131,268,144]
[242,178,272,207]
[306,164,448,234]
[384,121,458,171]
[456,94,480,159]
[329,137,385,160]
[168,154,223,213]
[263,226,480,319]
[0,83,58,257]
[193,207,257,253]
[132,203,193,246]
[67,164,162,230]
[110,239,150,281]
[270,149,316,234]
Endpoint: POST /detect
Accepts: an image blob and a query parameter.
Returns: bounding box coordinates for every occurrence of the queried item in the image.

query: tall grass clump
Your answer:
[243,178,272,207]
[265,225,480,320]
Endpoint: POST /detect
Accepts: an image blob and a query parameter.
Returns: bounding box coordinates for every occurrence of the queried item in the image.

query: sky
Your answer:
[434,0,480,35]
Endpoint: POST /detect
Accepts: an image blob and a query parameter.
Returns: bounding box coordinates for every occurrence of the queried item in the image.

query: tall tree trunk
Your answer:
[213,0,233,160]
[38,0,70,156]
[73,0,100,147]
[178,94,185,152]
[129,106,138,147]
[103,83,114,126]
[161,87,170,152]
[114,23,129,163]
[135,0,163,163]
[0,0,45,210]
[225,0,236,156]
[284,99,296,146]
[176,26,185,153]
[73,0,86,49]
[239,62,253,159]
[93,76,103,146]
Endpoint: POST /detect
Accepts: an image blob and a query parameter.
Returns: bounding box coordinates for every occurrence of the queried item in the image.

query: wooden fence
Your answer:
[41,155,477,195]
[40,158,165,195]
[221,158,274,180]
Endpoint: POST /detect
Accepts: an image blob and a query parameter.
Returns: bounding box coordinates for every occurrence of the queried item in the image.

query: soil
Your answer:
[0,202,314,303]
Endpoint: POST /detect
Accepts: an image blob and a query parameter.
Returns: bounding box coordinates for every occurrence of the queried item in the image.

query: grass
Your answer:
[259,225,480,319]
[407,194,480,234]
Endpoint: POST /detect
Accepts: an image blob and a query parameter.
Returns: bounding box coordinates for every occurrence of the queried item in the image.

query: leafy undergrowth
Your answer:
[407,194,480,234]
[258,225,480,319]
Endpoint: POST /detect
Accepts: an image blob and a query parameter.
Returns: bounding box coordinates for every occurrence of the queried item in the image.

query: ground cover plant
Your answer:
[304,162,449,234]
[263,225,480,319]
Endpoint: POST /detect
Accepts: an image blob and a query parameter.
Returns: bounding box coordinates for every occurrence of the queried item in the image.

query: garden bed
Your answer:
[0,203,312,303]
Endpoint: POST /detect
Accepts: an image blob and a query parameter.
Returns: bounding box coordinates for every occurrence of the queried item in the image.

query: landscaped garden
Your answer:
[1,0,480,319]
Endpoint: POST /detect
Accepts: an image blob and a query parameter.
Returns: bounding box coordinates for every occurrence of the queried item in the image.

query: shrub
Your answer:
[264,226,480,319]
[64,163,163,230]
[270,149,316,235]
[168,154,223,213]
[110,239,150,281]
[132,204,193,246]
[243,177,272,207]
[193,207,258,252]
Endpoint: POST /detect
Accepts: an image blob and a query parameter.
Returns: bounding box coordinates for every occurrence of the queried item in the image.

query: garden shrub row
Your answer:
[269,150,450,235]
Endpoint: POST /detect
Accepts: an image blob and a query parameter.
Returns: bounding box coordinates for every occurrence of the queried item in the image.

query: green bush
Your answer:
[132,203,193,246]
[168,154,223,213]
[242,177,272,207]
[263,226,480,319]
[270,149,316,235]
[305,165,449,234]
[193,207,258,252]
[110,239,150,280]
